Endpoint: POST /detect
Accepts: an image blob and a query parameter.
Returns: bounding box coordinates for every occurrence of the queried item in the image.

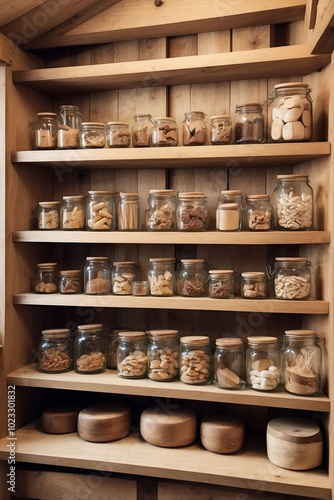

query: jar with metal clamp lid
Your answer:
[214,338,246,389]
[57,104,82,149]
[246,336,281,391]
[107,121,131,148]
[208,270,234,298]
[37,201,60,230]
[274,257,311,300]
[132,114,153,147]
[32,112,58,149]
[38,328,73,373]
[272,174,313,230]
[176,259,207,297]
[33,262,58,293]
[112,261,137,295]
[152,117,178,146]
[183,111,207,145]
[80,122,106,148]
[59,270,82,294]
[180,336,212,385]
[235,103,265,144]
[84,257,112,295]
[86,190,116,231]
[148,258,176,296]
[60,195,86,230]
[147,329,179,381]
[210,115,232,145]
[245,194,273,231]
[117,331,148,378]
[176,192,208,231]
[146,189,176,231]
[118,192,140,230]
[74,324,106,374]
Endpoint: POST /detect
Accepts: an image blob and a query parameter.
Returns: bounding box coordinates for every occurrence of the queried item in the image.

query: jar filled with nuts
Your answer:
[32,112,58,150]
[183,111,207,145]
[57,104,82,149]
[59,270,82,294]
[210,115,232,145]
[241,271,267,299]
[208,270,234,299]
[176,259,207,297]
[147,329,179,381]
[118,192,141,230]
[107,328,131,370]
[80,122,106,148]
[274,257,311,300]
[33,262,58,293]
[152,117,178,146]
[132,114,153,147]
[180,335,212,385]
[245,194,273,231]
[86,191,116,231]
[214,338,246,390]
[148,258,176,296]
[272,174,313,230]
[107,121,131,148]
[235,103,265,144]
[117,331,148,378]
[38,328,73,373]
[74,324,106,374]
[37,201,60,230]
[246,336,281,391]
[146,189,176,231]
[60,195,86,230]
[176,192,208,231]
[112,261,137,295]
[84,257,112,295]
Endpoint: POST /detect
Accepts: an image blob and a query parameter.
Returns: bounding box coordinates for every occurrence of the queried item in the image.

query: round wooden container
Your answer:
[200,415,244,454]
[140,404,197,447]
[78,402,131,443]
[267,417,323,470]
[41,404,82,434]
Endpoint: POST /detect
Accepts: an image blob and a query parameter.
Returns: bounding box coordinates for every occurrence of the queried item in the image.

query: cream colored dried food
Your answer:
[87,201,113,230]
[85,274,111,294]
[216,366,241,388]
[275,274,310,299]
[81,133,105,148]
[147,202,175,230]
[35,130,56,149]
[149,270,174,296]
[248,209,271,230]
[249,360,280,390]
[57,126,79,148]
[38,209,59,230]
[276,191,312,229]
[76,351,105,372]
[108,128,131,147]
[271,93,312,141]
[113,274,133,295]
[118,349,148,377]
[39,347,72,371]
[35,281,58,293]
[242,282,266,298]
[285,347,320,395]
[180,349,211,384]
[60,277,81,294]
[62,207,85,229]
[149,347,179,380]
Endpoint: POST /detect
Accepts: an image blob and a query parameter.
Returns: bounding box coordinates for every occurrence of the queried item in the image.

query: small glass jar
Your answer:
[57,104,82,149]
[60,195,86,230]
[176,259,207,297]
[235,103,265,144]
[32,112,58,150]
[86,190,116,231]
[80,122,106,148]
[117,331,148,378]
[37,201,60,230]
[183,111,207,146]
[148,258,176,296]
[152,117,178,146]
[210,115,232,145]
[59,270,82,294]
[216,202,241,231]
[146,189,176,231]
[208,270,234,299]
[112,261,137,295]
[38,328,73,373]
[132,114,153,147]
[118,192,141,230]
[282,329,322,396]
[74,324,106,374]
[106,328,131,370]
[268,82,312,142]
[274,257,311,300]
[272,174,313,230]
[33,262,58,293]
[176,192,208,231]
[179,336,212,385]
[245,194,273,231]
[107,121,131,148]
[132,280,149,296]
[147,329,179,381]
[214,338,246,390]
[246,336,281,391]
[241,271,267,299]
[84,257,112,295]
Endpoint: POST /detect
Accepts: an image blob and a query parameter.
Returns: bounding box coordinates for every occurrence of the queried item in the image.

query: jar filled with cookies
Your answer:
[112,261,137,295]
[214,338,246,390]
[146,189,176,231]
[176,259,207,297]
[246,336,281,391]
[274,257,311,300]
[245,194,273,231]
[272,174,313,230]
[84,257,112,295]
[180,336,212,385]
[147,329,179,381]
[38,328,73,373]
[152,117,178,146]
[117,331,148,378]
[132,114,152,147]
[148,258,176,296]
[60,195,86,230]
[74,324,106,374]
[183,111,207,145]
[176,192,208,231]
[241,271,267,299]
[86,191,116,231]
[37,201,60,230]
[33,262,58,294]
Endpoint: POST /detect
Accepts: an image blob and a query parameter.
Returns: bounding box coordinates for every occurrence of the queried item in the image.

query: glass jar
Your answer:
[132,114,153,147]
[274,257,311,300]
[176,259,207,297]
[33,262,58,293]
[60,195,86,230]
[282,329,322,396]
[210,115,232,145]
[214,338,246,389]
[112,261,137,295]
[176,192,208,231]
[148,258,176,296]
[218,190,246,229]
[38,328,73,373]
[268,82,312,142]
[152,117,178,146]
[106,328,131,370]
[147,329,179,381]
[241,271,267,299]
[183,111,207,145]
[84,257,112,295]
[132,280,149,296]
[179,336,212,384]
[208,270,234,299]
[106,121,131,147]
[146,189,176,231]
[245,194,273,231]
[59,270,82,294]
[80,122,106,148]
[74,324,106,374]
[117,331,148,378]
[216,202,241,231]
[272,174,313,230]
[57,104,82,149]
[246,336,281,391]
[118,192,140,230]
[32,112,58,150]
[86,190,116,231]
[235,103,265,144]
[37,201,60,230]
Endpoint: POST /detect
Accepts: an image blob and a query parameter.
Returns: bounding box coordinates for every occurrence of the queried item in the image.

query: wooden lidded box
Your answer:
[200,414,244,454]
[78,402,131,443]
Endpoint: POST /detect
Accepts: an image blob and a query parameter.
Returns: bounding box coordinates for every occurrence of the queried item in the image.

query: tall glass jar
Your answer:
[176,192,208,231]
[272,174,313,230]
[147,329,179,381]
[37,201,60,230]
[32,112,58,149]
[118,192,140,230]
[132,114,152,147]
[210,115,232,145]
[179,336,212,385]
[176,259,207,297]
[80,122,106,148]
[183,111,207,146]
[107,121,131,148]
[33,262,58,293]
[57,104,82,149]
[60,195,86,230]
[86,190,116,231]
[214,338,246,390]
[152,117,178,146]
[282,329,322,396]
[235,103,265,144]
[38,328,73,373]
[148,258,176,296]
[241,272,267,298]
[117,331,148,378]
[268,82,312,141]
[59,270,82,294]
[208,270,234,299]
[146,189,176,231]
[74,324,106,374]
[216,202,241,231]
[274,257,311,300]
[112,261,137,295]
[245,194,273,231]
[246,336,281,391]
[84,257,112,295]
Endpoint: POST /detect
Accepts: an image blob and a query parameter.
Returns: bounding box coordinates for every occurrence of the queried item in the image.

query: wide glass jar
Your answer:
[282,329,322,396]
[112,261,137,295]
[107,121,131,148]
[246,336,281,391]
[179,336,212,385]
[176,192,208,231]
[245,194,273,231]
[274,257,311,300]
[32,112,58,149]
[33,262,58,293]
[118,192,140,230]
[80,122,106,148]
[86,190,116,231]
[37,201,60,230]
[60,195,86,230]
[176,259,207,297]
[235,103,265,144]
[74,324,106,374]
[214,338,246,390]
[84,257,112,295]
[132,114,152,147]
[38,328,73,373]
[148,257,176,296]
[117,331,148,378]
[210,115,232,145]
[59,270,82,294]
[272,174,313,230]
[208,270,234,299]
[183,111,207,145]
[152,117,178,146]
[146,189,176,231]
[241,272,267,298]
[216,202,241,231]
[268,82,312,141]
[147,329,179,381]
[57,104,82,149]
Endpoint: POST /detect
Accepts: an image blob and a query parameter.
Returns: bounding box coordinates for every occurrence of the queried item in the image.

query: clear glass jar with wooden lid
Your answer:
[37,201,60,230]
[176,259,207,297]
[148,258,175,296]
[59,270,82,294]
[274,257,311,300]
[246,336,281,391]
[241,271,267,298]
[112,261,137,295]
[272,174,313,230]
[84,257,112,295]
[146,189,176,231]
[32,112,58,150]
[80,122,106,148]
[117,331,148,378]
[118,192,140,230]
[183,111,207,145]
[60,195,86,230]
[214,338,246,390]
[132,114,153,147]
[179,336,212,385]
[74,324,106,374]
[152,117,178,147]
[38,328,73,373]
[33,262,58,293]
[208,270,234,299]
[245,194,273,231]
[107,122,131,148]
[86,191,116,231]
[176,192,208,231]
[147,329,179,381]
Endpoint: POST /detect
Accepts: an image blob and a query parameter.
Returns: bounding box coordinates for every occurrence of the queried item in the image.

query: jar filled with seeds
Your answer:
[107,121,131,148]
[282,329,322,396]
[176,192,208,231]
[214,338,246,390]
[86,190,116,231]
[84,257,112,295]
[246,336,281,391]
[60,195,86,230]
[208,270,234,299]
[272,174,313,230]
[33,262,58,293]
[132,114,153,147]
[32,112,58,149]
[132,280,149,296]
[107,328,131,370]
[57,104,82,149]
[38,328,73,373]
[176,259,207,297]
[59,270,82,294]
[74,324,106,374]
[37,201,60,230]
[241,271,267,299]
[118,192,141,230]
[274,257,311,300]
[245,194,273,231]
[210,115,232,145]
[216,202,241,231]
[152,117,178,146]
[112,261,137,295]
[80,122,106,148]
[148,258,176,296]
[235,103,265,144]
[117,331,148,378]
[179,336,212,385]
[146,189,176,231]
[183,111,207,145]
[147,329,179,381]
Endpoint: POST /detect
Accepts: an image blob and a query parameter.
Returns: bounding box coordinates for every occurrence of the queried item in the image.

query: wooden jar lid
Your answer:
[200,415,244,454]
[78,402,131,443]
[41,404,82,434]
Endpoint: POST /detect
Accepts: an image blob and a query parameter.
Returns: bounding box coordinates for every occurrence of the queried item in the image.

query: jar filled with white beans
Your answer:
[179,336,212,385]
[147,330,179,381]
[272,174,313,230]
[246,336,281,391]
[274,257,311,300]
[117,331,148,378]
